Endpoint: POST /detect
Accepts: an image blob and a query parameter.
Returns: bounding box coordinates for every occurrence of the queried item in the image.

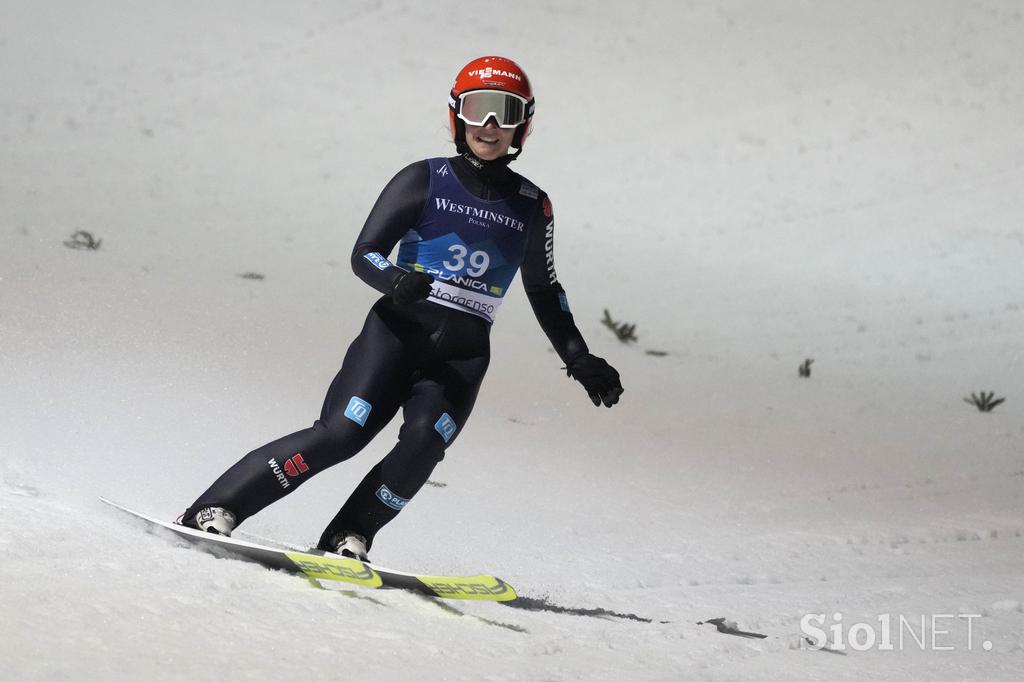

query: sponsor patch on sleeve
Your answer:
[363,252,392,270]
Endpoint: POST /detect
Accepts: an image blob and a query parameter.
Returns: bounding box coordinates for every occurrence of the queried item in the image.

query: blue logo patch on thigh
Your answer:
[434,413,457,443]
[376,484,409,511]
[344,396,372,426]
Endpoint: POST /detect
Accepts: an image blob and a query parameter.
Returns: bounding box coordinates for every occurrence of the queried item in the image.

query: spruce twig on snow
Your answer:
[601,309,638,343]
[963,391,1005,412]
[63,230,102,250]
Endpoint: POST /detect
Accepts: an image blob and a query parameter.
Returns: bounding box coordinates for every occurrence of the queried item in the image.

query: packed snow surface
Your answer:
[2,1,1022,679]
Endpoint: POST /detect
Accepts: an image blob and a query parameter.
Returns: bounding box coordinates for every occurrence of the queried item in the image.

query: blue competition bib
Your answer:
[396,158,540,323]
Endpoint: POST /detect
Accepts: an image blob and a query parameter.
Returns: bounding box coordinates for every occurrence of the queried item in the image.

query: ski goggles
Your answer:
[452,90,533,128]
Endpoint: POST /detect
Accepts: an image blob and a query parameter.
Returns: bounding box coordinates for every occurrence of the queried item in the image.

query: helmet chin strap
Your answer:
[461,149,519,170]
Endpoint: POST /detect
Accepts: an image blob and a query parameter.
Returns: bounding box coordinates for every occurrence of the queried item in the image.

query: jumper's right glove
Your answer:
[391,271,434,305]
[566,353,623,408]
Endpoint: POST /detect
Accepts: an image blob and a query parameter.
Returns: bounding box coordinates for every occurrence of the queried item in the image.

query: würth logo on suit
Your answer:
[284,454,309,477]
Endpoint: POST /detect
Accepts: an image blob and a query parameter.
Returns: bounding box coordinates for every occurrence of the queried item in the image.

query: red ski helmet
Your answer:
[448,56,535,158]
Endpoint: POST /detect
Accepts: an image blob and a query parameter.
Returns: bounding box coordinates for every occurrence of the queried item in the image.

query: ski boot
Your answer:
[327,531,370,562]
[178,507,237,536]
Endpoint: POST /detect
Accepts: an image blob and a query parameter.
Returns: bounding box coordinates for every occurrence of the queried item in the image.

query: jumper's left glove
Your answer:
[567,353,623,408]
[391,270,435,305]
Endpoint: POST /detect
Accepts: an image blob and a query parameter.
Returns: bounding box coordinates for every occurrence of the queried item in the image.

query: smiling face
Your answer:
[464,118,516,161]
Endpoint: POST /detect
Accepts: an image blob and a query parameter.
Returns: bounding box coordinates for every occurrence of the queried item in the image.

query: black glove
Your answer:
[391,271,435,305]
[566,353,623,407]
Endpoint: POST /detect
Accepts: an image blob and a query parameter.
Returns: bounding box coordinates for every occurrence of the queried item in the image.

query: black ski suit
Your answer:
[183,154,593,549]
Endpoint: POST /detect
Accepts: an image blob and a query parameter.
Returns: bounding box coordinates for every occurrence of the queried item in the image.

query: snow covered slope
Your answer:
[2,1,1022,679]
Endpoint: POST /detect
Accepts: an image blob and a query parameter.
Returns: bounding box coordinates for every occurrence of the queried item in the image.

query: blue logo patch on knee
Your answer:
[434,413,457,443]
[376,484,409,511]
[344,396,372,426]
